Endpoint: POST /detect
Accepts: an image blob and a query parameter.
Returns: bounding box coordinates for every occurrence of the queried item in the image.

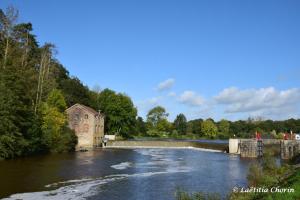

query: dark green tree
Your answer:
[96,89,137,138]
[135,117,147,136]
[217,119,230,138]
[174,113,187,135]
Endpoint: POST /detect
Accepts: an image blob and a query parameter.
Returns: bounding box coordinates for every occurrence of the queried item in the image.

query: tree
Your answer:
[135,117,147,136]
[174,113,187,135]
[146,106,170,136]
[41,89,76,152]
[58,77,95,107]
[187,119,203,135]
[0,81,26,159]
[96,89,137,138]
[34,43,56,113]
[146,106,168,127]
[218,119,230,138]
[0,6,19,69]
[201,119,218,138]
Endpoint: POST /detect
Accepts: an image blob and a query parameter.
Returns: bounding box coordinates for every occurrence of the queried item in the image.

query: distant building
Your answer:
[66,103,104,150]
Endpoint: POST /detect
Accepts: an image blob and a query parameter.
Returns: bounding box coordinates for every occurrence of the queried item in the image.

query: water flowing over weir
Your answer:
[104,139,228,152]
[1,148,254,200]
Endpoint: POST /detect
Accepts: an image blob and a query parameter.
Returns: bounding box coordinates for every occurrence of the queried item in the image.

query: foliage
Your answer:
[174,113,188,135]
[0,7,80,158]
[147,106,168,127]
[175,188,221,200]
[187,119,203,136]
[41,89,76,153]
[201,119,218,138]
[96,88,137,138]
[217,119,230,138]
[146,106,172,136]
[134,117,147,136]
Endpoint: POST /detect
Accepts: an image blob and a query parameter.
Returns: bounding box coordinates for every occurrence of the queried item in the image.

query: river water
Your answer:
[0,148,254,200]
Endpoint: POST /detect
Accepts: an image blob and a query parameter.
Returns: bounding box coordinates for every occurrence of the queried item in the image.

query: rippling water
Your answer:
[0,148,254,199]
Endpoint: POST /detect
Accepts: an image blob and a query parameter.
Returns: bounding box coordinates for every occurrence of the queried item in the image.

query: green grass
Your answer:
[261,167,300,200]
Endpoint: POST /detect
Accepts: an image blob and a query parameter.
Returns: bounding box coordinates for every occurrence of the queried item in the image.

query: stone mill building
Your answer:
[66,103,104,150]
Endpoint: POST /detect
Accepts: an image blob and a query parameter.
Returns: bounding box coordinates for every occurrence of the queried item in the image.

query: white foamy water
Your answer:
[111,162,132,170]
[45,178,93,188]
[3,170,188,200]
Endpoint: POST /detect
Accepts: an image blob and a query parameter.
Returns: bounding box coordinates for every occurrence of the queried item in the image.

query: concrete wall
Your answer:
[229,139,240,154]
[104,135,116,140]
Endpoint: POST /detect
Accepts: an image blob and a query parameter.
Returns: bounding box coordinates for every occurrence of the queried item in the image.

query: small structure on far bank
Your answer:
[281,140,300,159]
[229,138,300,159]
[66,103,105,150]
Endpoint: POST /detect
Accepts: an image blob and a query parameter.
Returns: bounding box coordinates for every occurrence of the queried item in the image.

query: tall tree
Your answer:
[0,6,18,69]
[146,106,171,136]
[34,43,56,113]
[174,113,187,135]
[96,89,137,138]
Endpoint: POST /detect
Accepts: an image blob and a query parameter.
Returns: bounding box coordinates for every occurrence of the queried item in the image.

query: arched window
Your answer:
[85,114,88,119]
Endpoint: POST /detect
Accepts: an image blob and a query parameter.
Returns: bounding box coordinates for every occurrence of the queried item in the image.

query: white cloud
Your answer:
[178,91,205,106]
[138,97,161,108]
[157,78,175,91]
[214,87,300,116]
[167,91,176,97]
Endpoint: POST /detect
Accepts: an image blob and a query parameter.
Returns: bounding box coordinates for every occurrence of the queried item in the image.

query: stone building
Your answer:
[66,103,104,150]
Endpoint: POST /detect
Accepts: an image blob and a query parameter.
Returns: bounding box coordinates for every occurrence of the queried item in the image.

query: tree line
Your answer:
[1,7,300,159]
[133,106,300,139]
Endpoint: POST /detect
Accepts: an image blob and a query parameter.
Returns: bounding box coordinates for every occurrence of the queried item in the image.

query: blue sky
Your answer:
[2,0,300,121]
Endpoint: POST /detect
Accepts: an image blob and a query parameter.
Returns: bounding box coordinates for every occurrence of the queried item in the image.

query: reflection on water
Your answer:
[0,148,254,200]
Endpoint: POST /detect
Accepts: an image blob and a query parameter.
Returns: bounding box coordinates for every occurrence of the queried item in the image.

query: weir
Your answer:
[104,140,228,152]
[229,139,300,159]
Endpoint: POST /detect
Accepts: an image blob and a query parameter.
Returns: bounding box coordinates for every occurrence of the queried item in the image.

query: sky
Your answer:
[1,0,300,121]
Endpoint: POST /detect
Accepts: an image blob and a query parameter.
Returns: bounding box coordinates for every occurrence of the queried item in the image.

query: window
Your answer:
[85,114,88,119]
[75,114,80,121]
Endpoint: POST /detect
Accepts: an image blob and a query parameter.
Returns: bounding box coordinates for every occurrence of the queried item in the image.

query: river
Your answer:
[0,148,254,199]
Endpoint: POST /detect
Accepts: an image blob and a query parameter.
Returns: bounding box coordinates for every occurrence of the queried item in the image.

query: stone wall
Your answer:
[66,104,105,150]
[280,140,300,159]
[67,107,95,149]
[239,139,259,158]
[93,115,104,147]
